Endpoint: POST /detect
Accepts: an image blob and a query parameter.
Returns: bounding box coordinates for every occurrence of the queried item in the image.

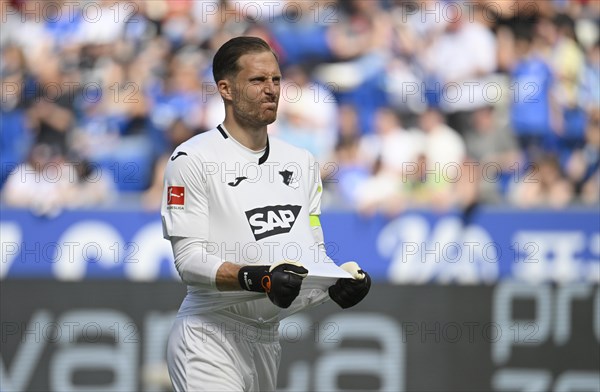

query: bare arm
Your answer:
[215,262,243,291]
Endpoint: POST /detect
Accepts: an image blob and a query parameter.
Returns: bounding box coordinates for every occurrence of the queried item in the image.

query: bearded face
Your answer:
[227,51,281,128]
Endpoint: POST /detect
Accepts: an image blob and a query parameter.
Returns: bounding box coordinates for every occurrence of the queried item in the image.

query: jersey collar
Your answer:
[217,124,270,165]
[258,138,270,165]
[217,124,228,139]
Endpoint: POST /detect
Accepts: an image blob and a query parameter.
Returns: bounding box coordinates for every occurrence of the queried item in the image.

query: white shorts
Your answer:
[167,312,282,392]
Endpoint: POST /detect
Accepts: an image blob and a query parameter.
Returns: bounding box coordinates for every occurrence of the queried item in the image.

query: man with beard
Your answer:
[161,36,371,392]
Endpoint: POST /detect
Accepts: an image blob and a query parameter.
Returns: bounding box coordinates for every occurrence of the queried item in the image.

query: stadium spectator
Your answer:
[359,107,425,174]
[580,39,600,116]
[328,105,370,208]
[354,107,428,215]
[2,143,113,216]
[508,154,575,209]
[25,55,77,156]
[463,105,520,203]
[539,14,588,163]
[421,2,497,132]
[314,0,392,134]
[354,108,415,215]
[1,45,33,187]
[0,0,47,56]
[509,30,556,162]
[416,107,466,210]
[565,108,600,205]
[419,108,465,171]
[274,64,338,162]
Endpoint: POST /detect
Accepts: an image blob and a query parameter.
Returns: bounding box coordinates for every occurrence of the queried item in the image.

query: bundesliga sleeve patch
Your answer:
[167,186,185,207]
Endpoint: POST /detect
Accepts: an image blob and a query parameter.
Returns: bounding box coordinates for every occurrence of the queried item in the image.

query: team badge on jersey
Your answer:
[245,205,302,240]
[279,170,299,189]
[167,186,185,208]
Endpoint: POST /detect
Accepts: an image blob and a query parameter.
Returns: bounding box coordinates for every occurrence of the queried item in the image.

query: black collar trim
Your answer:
[258,138,270,165]
[217,124,228,139]
[218,124,269,165]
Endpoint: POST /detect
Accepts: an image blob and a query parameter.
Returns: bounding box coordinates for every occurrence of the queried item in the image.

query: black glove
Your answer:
[238,260,308,308]
[329,262,371,309]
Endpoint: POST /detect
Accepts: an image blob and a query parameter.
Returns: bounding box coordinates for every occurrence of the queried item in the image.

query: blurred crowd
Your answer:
[1,0,599,217]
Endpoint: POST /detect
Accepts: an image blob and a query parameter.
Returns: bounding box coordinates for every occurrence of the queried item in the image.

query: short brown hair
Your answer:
[212,36,278,83]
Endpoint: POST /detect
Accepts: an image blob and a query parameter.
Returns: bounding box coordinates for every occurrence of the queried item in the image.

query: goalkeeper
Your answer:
[161,36,371,392]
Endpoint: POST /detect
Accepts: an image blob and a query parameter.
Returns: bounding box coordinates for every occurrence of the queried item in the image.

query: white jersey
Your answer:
[161,125,340,324]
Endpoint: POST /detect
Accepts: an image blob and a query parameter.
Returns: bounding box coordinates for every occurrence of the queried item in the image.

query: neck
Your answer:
[222,116,268,151]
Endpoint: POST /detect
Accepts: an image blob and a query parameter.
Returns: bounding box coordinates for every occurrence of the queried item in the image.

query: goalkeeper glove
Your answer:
[328,261,371,309]
[238,260,308,308]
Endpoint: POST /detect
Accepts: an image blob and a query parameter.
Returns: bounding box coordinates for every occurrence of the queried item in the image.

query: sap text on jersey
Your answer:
[245,205,302,240]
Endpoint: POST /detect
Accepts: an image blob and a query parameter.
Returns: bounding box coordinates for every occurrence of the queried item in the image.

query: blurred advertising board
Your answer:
[1,207,599,283]
[1,282,598,391]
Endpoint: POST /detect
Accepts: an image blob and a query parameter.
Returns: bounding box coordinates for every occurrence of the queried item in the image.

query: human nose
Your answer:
[264,79,276,95]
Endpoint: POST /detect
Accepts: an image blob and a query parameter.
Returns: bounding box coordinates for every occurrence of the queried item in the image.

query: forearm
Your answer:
[215,262,242,291]
[172,237,251,291]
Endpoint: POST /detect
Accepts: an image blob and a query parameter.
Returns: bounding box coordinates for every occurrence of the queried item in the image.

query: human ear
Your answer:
[218,79,233,102]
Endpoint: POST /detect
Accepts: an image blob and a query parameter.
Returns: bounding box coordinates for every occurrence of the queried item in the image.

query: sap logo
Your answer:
[245,205,302,240]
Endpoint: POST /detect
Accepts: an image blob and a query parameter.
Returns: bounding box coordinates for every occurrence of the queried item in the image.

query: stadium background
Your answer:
[1,0,599,391]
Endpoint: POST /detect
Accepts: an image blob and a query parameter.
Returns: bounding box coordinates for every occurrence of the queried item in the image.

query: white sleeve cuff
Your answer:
[171,236,224,287]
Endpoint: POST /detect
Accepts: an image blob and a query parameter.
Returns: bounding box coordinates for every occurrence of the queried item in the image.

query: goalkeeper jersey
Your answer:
[161,124,332,324]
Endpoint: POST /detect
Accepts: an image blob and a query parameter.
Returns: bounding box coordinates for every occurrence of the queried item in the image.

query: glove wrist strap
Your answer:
[238,266,270,292]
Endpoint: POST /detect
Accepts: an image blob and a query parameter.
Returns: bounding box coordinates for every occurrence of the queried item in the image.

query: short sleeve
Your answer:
[161,151,209,240]
[307,151,323,216]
